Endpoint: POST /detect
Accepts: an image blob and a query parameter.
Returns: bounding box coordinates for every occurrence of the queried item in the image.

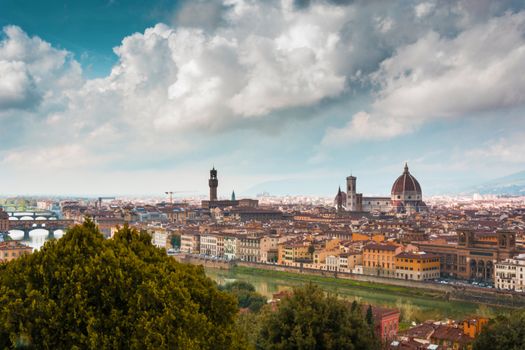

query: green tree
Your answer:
[366,305,374,327]
[0,220,243,349]
[221,281,267,313]
[307,245,315,255]
[351,300,358,312]
[474,311,525,350]
[258,284,380,350]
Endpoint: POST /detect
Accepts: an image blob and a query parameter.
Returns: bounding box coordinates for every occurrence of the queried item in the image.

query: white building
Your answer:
[199,234,224,257]
[151,229,169,249]
[181,232,200,254]
[326,255,339,271]
[495,254,525,292]
[224,236,239,261]
[325,253,362,272]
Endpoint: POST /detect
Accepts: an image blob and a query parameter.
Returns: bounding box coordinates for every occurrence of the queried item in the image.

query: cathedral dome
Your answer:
[391,163,422,200]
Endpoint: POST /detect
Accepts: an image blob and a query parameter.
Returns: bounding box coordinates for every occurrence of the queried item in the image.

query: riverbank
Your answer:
[206,265,502,324]
[233,263,525,309]
[173,254,525,310]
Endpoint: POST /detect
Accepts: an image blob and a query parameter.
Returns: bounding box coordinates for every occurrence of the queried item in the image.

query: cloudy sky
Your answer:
[1,0,525,197]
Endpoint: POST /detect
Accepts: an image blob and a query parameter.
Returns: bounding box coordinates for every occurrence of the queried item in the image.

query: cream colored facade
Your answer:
[239,235,261,262]
[181,233,200,254]
[200,234,224,257]
[224,236,239,261]
[260,235,279,263]
[495,254,525,291]
[151,228,169,249]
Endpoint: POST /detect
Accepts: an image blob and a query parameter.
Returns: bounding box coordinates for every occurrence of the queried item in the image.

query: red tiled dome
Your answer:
[391,163,422,196]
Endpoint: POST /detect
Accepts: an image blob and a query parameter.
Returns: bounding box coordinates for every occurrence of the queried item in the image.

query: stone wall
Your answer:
[172,253,233,270]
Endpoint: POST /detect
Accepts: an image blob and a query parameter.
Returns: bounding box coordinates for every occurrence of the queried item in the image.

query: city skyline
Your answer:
[2,0,525,196]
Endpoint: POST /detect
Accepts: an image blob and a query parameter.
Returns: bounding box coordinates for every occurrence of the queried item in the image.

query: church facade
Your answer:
[336,163,427,214]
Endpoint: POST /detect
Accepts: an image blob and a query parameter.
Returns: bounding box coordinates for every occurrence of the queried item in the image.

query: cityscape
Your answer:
[2,0,525,349]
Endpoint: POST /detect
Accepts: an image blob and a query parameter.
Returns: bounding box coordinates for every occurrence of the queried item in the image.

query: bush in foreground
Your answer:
[0,220,242,349]
[474,310,525,350]
[220,281,267,312]
[257,284,380,350]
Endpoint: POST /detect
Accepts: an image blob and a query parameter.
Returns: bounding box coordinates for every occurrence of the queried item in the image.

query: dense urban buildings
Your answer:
[2,167,525,349]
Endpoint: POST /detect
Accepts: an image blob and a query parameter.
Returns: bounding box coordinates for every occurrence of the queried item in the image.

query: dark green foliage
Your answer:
[474,310,525,350]
[366,305,374,327]
[307,245,315,255]
[0,220,242,349]
[171,235,181,248]
[257,284,380,350]
[351,300,358,312]
[221,281,267,312]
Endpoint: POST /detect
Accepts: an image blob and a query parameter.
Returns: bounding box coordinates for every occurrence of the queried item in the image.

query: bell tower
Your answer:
[209,167,218,201]
[346,175,357,211]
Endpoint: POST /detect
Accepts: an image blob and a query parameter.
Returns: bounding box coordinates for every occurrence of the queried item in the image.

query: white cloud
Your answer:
[0,26,82,113]
[414,2,435,19]
[465,133,525,164]
[2,0,525,193]
[323,11,525,144]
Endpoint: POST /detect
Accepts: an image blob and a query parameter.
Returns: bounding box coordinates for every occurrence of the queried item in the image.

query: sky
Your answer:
[1,0,525,198]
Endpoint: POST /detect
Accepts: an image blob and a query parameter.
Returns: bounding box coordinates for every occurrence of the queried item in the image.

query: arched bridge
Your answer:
[9,219,74,240]
[7,211,60,221]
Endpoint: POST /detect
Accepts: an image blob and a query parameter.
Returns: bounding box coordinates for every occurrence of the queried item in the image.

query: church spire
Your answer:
[404,162,409,173]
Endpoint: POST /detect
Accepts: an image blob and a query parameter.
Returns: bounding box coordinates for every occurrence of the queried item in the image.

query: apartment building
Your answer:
[200,234,224,257]
[180,232,200,254]
[394,252,440,281]
[0,241,32,262]
[495,254,525,291]
[278,243,311,265]
[260,235,279,263]
[363,243,403,277]
[224,236,239,261]
[238,235,261,262]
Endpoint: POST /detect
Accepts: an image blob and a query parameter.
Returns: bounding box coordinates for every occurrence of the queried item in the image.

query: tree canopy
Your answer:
[257,284,379,350]
[0,220,242,349]
[474,310,525,350]
[220,281,267,313]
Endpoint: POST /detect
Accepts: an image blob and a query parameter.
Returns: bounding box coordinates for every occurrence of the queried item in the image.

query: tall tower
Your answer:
[346,175,357,211]
[209,167,218,201]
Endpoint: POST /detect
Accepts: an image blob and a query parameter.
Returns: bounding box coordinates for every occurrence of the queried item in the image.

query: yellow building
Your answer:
[0,241,32,262]
[461,317,488,338]
[394,252,440,281]
[278,243,311,265]
[362,243,403,277]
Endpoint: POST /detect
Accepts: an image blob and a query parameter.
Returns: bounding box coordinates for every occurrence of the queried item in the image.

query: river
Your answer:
[8,229,65,250]
[205,267,504,324]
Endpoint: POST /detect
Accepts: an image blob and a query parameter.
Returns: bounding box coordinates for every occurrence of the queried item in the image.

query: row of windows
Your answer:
[396,258,439,263]
[397,266,439,271]
[3,252,26,258]
[396,272,439,280]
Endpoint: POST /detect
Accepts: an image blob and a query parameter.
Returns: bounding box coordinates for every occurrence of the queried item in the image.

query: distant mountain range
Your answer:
[466,170,525,195]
